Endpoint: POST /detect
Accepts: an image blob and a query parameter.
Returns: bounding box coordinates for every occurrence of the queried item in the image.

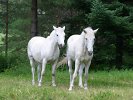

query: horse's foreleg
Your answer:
[30,58,35,85]
[69,59,80,91]
[52,59,58,87]
[37,63,41,83]
[79,63,84,88]
[84,60,91,90]
[68,59,73,87]
[38,59,47,86]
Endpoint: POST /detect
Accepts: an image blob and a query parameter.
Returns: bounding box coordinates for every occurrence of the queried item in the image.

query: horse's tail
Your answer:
[57,57,67,68]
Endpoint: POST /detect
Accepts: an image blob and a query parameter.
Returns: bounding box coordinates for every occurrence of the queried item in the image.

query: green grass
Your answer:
[0,63,133,100]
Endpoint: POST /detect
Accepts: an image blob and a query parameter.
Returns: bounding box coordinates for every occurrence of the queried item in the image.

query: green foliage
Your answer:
[84,0,133,68]
[0,0,133,71]
[0,55,7,72]
[0,0,31,72]
[0,53,23,72]
[0,33,4,45]
[86,0,113,30]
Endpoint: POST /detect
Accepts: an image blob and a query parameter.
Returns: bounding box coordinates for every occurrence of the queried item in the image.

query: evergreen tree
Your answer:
[86,0,133,69]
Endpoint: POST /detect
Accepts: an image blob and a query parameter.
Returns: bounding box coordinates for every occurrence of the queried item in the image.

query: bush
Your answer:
[0,55,7,72]
[0,54,25,72]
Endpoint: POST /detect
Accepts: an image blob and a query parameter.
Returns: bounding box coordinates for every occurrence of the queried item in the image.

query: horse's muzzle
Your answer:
[88,51,93,56]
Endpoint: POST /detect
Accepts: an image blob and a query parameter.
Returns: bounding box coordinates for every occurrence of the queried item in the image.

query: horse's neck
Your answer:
[80,32,87,53]
[47,31,58,50]
[49,30,56,37]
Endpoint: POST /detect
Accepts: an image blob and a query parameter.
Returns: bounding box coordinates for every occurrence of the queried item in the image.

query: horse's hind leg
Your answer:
[79,64,84,88]
[38,59,47,86]
[29,57,35,85]
[68,59,73,89]
[52,59,58,87]
[37,63,41,83]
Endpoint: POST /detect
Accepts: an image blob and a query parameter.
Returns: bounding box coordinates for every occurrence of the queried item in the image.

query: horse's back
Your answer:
[67,35,80,44]
[28,36,45,44]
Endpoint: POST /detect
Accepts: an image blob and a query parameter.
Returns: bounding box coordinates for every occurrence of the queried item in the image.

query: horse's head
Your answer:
[83,27,98,56]
[53,26,65,48]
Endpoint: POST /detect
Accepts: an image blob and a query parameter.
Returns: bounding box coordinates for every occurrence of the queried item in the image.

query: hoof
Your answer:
[38,83,41,87]
[69,87,72,91]
[52,84,56,87]
[32,82,35,85]
[84,87,88,90]
[79,84,83,88]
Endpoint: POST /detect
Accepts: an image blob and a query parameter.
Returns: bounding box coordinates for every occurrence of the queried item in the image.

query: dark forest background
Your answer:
[0,0,133,72]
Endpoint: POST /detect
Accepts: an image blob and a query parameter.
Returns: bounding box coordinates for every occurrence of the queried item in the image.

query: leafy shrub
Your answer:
[0,53,25,72]
[0,55,7,72]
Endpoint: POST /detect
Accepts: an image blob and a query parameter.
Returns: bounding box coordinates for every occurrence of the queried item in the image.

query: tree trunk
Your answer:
[31,0,38,37]
[5,0,8,59]
[116,34,123,69]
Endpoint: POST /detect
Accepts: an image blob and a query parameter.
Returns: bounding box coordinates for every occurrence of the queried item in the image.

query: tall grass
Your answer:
[0,63,133,100]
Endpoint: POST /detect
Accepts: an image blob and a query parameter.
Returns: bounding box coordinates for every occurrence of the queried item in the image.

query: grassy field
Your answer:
[0,63,133,100]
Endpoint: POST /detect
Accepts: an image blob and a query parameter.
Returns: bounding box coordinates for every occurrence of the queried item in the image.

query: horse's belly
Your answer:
[33,53,42,63]
[47,50,59,61]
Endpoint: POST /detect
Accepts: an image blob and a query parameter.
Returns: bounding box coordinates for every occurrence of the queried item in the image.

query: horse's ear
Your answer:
[53,26,57,30]
[83,29,87,34]
[94,28,99,34]
[63,26,65,30]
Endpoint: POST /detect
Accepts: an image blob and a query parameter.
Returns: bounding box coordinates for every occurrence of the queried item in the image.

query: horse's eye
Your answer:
[57,34,58,36]
[85,38,87,40]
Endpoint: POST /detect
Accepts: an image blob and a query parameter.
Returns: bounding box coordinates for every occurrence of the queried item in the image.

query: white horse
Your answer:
[67,27,98,90]
[27,26,65,86]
